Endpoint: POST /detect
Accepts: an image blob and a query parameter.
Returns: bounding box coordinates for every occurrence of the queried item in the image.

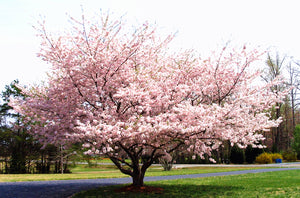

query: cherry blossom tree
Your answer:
[10,13,288,187]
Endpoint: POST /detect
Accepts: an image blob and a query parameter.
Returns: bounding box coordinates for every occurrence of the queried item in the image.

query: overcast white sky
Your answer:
[1,0,300,91]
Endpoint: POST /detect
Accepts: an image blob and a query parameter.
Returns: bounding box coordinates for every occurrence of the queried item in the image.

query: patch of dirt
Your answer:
[114,185,164,194]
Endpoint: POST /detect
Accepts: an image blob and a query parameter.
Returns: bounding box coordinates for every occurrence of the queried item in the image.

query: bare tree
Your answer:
[261,52,286,152]
[286,61,300,128]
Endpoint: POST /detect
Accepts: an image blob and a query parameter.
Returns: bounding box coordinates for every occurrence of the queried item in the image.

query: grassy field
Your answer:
[0,164,266,182]
[73,169,300,198]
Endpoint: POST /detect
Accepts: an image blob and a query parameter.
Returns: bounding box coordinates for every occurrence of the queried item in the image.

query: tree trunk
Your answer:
[131,156,148,187]
[273,103,282,152]
[60,145,64,174]
[291,89,295,130]
[132,170,145,187]
[109,143,160,187]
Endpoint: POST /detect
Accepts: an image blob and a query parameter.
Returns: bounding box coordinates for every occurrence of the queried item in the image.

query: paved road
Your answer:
[172,161,300,168]
[1,167,299,198]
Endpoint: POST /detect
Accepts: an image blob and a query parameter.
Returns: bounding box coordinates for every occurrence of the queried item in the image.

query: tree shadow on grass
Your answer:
[74,184,242,198]
[150,184,242,197]
[158,183,242,198]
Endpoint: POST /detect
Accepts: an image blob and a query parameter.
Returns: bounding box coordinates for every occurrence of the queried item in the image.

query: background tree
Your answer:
[0,80,36,173]
[0,127,11,173]
[0,81,66,174]
[229,144,245,164]
[261,52,287,152]
[245,144,263,164]
[287,61,298,129]
[283,59,300,150]
[11,13,287,187]
[292,124,300,159]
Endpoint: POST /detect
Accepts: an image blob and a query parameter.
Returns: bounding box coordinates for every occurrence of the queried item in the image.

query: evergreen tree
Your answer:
[292,124,300,159]
[0,80,37,173]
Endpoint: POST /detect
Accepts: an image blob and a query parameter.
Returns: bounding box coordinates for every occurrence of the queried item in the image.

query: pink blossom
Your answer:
[10,13,288,186]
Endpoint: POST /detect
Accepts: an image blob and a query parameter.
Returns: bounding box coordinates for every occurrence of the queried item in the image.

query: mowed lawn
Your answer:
[0,164,267,182]
[73,169,300,198]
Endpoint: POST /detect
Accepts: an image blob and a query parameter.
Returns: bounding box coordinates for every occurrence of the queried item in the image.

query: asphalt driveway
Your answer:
[0,167,299,198]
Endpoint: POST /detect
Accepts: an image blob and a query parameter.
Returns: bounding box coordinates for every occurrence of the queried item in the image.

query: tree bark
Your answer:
[273,103,282,152]
[60,145,64,174]
[110,155,147,187]
[109,143,159,187]
[132,170,145,187]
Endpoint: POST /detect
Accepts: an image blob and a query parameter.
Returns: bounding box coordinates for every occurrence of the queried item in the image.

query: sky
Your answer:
[1,0,300,91]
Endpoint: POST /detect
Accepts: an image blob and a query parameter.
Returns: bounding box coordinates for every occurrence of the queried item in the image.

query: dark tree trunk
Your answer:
[110,155,148,187]
[273,103,282,152]
[109,141,183,187]
[132,170,145,187]
[109,143,160,187]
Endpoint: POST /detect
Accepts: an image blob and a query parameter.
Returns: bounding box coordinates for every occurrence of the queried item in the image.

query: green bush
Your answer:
[292,125,300,159]
[245,145,263,164]
[230,144,245,164]
[282,151,297,162]
[255,153,272,164]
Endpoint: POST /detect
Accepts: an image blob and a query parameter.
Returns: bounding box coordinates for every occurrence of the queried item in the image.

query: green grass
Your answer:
[0,165,123,182]
[0,164,265,182]
[73,169,300,198]
[144,166,267,177]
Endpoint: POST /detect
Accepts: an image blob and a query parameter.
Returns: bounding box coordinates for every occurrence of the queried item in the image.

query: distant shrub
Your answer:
[271,153,283,162]
[282,151,297,162]
[255,153,284,164]
[255,153,272,164]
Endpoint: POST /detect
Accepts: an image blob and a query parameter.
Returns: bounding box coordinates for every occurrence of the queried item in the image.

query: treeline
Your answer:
[175,52,299,164]
[0,80,81,174]
[259,52,300,156]
[184,52,300,164]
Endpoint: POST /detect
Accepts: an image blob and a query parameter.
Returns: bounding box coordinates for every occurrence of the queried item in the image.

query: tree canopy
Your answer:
[10,13,288,186]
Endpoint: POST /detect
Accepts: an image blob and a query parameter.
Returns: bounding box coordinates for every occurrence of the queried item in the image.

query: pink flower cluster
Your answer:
[10,14,287,162]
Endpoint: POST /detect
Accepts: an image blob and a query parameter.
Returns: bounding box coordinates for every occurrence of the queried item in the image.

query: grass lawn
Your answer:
[73,169,300,198]
[0,164,266,182]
